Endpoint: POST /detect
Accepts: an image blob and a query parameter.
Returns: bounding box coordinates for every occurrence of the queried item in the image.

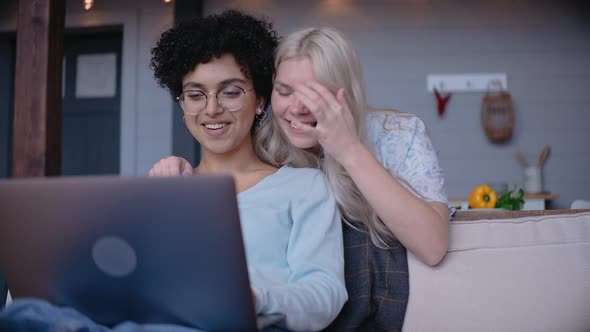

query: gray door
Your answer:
[62,28,122,175]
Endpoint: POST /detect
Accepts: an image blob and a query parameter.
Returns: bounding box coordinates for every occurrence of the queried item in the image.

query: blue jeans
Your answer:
[0,299,207,332]
[0,299,288,332]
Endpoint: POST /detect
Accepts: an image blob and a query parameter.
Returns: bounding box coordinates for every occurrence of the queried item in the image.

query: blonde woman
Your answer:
[263,28,450,331]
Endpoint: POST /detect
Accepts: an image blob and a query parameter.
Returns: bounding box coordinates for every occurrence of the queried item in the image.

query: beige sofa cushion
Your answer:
[403,212,590,332]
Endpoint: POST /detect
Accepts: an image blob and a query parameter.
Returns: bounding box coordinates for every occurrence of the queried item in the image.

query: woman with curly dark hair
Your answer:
[150,10,347,331]
[0,10,346,332]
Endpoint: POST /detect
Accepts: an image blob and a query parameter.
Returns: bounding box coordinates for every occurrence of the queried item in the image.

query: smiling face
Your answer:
[182,54,258,156]
[271,57,319,149]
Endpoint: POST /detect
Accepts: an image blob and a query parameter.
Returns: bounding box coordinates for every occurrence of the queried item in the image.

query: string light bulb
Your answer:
[83,0,93,11]
[163,0,172,3]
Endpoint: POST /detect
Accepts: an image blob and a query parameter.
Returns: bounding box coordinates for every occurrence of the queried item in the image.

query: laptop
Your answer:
[0,175,268,331]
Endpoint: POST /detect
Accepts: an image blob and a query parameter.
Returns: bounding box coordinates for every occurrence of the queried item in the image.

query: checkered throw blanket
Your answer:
[325,224,409,332]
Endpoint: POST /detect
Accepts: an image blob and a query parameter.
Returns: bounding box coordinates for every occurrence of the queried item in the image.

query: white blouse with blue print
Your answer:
[365,110,449,205]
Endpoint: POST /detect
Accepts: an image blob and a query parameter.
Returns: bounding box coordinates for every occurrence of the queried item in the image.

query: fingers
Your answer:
[148,156,192,177]
[181,160,194,176]
[290,120,318,137]
[293,84,328,122]
[295,91,326,122]
[336,88,346,105]
[294,82,347,122]
[167,162,178,176]
[306,81,343,112]
[335,88,356,125]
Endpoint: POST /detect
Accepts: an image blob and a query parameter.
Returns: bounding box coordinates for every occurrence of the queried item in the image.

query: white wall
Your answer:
[205,0,590,208]
[0,0,174,176]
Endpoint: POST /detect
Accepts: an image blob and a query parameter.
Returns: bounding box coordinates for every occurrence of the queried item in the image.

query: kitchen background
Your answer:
[0,0,588,208]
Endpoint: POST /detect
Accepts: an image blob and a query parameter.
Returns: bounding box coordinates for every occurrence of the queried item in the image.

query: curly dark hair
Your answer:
[151,10,279,108]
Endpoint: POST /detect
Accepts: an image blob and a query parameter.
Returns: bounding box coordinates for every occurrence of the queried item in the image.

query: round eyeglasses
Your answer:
[177,85,255,116]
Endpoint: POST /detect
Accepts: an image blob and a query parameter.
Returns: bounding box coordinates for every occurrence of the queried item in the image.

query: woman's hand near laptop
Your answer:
[148,156,193,176]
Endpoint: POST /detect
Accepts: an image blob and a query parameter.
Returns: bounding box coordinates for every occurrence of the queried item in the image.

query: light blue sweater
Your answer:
[238,166,347,331]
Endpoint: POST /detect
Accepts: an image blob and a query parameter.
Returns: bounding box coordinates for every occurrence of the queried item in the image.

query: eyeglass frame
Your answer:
[176,85,256,116]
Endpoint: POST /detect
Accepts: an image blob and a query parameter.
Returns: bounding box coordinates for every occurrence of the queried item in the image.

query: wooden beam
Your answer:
[12,0,65,177]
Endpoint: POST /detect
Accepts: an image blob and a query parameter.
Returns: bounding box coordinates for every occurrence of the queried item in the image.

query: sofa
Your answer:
[403,209,590,332]
[3,210,590,331]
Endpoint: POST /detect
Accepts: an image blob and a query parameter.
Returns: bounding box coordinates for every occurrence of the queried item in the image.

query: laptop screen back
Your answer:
[0,176,257,331]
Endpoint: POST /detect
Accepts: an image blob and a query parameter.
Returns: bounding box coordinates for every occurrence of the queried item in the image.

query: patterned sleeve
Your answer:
[371,113,448,204]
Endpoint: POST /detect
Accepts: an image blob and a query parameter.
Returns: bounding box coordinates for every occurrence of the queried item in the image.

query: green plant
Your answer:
[496,188,525,210]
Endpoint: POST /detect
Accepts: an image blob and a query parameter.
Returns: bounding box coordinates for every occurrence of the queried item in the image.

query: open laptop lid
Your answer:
[0,176,257,331]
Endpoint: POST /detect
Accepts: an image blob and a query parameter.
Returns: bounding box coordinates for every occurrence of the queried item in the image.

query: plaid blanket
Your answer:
[325,224,409,332]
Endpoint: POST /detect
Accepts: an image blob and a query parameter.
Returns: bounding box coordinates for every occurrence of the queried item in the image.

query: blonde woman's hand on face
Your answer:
[148,156,193,177]
[292,81,363,163]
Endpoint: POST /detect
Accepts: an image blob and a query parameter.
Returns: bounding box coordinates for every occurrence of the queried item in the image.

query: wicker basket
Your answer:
[481,82,514,142]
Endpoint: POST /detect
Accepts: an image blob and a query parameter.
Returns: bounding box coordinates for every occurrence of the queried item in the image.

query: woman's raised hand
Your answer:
[292,81,362,163]
[148,156,193,176]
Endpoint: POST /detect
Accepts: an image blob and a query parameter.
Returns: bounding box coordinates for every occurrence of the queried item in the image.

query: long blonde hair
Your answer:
[254,27,394,248]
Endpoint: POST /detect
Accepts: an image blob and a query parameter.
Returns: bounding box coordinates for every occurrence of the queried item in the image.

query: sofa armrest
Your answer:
[404,211,590,331]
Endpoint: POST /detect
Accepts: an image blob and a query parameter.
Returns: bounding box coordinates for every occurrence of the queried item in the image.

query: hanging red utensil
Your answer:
[434,87,452,117]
